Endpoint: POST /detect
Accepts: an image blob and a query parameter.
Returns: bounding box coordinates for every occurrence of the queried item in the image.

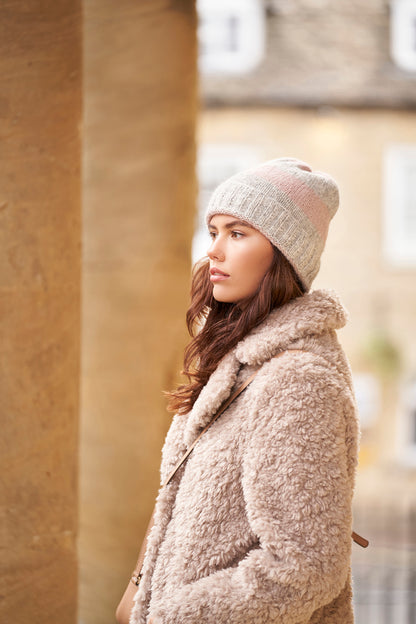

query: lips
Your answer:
[210,267,230,282]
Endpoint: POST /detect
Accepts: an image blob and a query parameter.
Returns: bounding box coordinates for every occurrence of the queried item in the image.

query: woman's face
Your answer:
[207,214,274,304]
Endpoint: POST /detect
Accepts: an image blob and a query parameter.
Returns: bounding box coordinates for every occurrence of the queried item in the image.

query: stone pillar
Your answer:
[81,2,198,622]
[0,2,82,624]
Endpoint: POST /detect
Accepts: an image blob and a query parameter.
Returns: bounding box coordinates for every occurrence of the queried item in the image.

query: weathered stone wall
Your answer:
[0,2,82,623]
[202,0,416,108]
[80,1,198,622]
[198,105,416,480]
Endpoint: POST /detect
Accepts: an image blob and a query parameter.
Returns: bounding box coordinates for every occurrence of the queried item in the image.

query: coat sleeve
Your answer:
[151,354,356,624]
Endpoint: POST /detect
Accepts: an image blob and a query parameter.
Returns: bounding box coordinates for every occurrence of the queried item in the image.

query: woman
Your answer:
[117,157,359,624]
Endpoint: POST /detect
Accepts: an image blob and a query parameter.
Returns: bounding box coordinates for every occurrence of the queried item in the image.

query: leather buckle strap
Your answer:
[352,531,369,548]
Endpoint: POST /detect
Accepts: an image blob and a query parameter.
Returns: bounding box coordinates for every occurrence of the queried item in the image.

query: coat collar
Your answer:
[235,288,347,366]
[183,289,347,446]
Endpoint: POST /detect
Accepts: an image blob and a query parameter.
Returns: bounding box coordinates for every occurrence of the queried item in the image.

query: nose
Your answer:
[207,235,225,262]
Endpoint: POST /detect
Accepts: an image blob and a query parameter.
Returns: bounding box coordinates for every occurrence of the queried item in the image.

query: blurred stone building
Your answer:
[196,0,416,479]
[196,1,416,620]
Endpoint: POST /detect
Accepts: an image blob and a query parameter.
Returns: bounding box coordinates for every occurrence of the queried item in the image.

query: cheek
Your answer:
[239,245,273,288]
[249,263,270,288]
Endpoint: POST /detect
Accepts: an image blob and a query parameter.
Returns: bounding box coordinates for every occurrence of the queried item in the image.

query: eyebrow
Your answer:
[208,219,251,230]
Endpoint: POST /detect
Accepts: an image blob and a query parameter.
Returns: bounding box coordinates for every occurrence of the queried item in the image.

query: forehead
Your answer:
[208,215,252,229]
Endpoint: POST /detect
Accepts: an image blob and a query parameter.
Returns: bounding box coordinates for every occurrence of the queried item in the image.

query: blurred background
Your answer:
[2,1,416,623]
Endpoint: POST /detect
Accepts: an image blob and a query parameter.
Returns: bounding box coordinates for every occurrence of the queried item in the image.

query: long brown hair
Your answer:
[166,245,304,415]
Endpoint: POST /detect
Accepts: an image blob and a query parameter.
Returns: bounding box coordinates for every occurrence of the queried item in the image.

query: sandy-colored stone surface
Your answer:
[0,2,82,623]
[80,2,198,622]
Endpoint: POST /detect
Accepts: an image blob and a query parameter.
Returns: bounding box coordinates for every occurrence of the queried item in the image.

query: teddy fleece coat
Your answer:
[130,290,359,624]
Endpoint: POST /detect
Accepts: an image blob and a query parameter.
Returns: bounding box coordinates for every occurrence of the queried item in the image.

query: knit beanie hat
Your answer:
[205,157,339,292]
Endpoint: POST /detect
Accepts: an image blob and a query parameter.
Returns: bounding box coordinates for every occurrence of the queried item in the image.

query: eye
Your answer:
[231,230,244,239]
[208,230,217,240]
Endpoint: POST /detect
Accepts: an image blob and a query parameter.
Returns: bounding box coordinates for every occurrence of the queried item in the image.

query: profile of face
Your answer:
[207,214,274,305]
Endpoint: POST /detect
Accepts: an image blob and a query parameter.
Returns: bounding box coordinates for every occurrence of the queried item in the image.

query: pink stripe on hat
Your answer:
[254,165,330,240]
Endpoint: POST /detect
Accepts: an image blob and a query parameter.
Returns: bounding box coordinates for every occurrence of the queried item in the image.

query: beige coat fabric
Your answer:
[130,289,359,624]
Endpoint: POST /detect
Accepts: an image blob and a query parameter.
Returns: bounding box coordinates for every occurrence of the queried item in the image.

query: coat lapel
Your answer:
[183,349,241,447]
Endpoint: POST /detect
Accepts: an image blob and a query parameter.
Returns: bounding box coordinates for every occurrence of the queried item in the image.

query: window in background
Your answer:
[352,372,381,431]
[383,144,416,267]
[390,0,416,71]
[397,378,416,467]
[193,144,261,263]
[197,0,265,75]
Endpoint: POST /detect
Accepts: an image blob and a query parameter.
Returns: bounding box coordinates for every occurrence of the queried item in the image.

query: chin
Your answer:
[212,288,235,304]
[212,295,232,303]
[213,284,252,304]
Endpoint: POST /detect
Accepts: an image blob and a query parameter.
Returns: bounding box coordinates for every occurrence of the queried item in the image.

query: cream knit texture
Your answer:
[205,158,339,292]
[129,290,359,624]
